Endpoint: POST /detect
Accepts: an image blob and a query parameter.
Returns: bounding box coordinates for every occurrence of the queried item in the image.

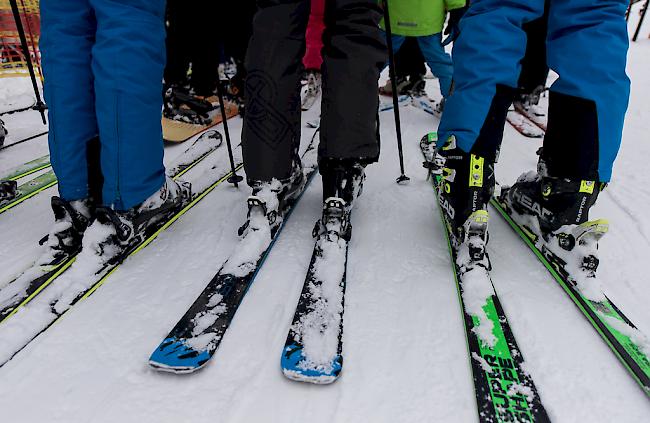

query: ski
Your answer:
[506,110,544,139]
[2,154,51,181]
[379,94,410,112]
[491,191,650,397]
[421,133,549,422]
[410,95,442,118]
[0,131,224,325]
[0,170,57,215]
[281,196,355,384]
[148,136,320,374]
[0,136,239,367]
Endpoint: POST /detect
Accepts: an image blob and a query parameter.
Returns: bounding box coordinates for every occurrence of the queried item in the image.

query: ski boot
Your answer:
[0,180,17,204]
[38,196,94,267]
[163,87,214,125]
[301,70,322,111]
[312,159,366,243]
[379,75,411,97]
[239,160,306,239]
[500,171,607,295]
[423,134,495,270]
[91,176,191,263]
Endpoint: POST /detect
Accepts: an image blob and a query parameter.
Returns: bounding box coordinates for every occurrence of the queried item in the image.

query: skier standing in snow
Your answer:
[432,0,630,279]
[39,1,188,265]
[301,0,325,111]
[380,0,467,102]
[242,0,386,236]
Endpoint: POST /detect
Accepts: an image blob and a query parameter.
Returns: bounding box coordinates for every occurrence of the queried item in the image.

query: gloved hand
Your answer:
[442,7,468,46]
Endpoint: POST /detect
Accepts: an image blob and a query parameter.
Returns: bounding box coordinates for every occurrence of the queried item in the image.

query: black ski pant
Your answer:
[164,0,221,96]
[395,37,426,81]
[518,2,550,94]
[242,0,386,182]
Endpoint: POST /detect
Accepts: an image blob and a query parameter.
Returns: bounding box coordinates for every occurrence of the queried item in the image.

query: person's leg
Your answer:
[242,0,310,182]
[90,0,167,210]
[438,0,546,153]
[40,0,98,202]
[415,34,453,97]
[190,1,220,97]
[543,0,630,183]
[163,0,191,89]
[319,0,386,162]
[436,0,545,235]
[518,6,549,96]
[397,37,426,81]
[303,0,325,71]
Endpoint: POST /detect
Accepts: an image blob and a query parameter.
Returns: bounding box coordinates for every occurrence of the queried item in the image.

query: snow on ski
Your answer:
[0,131,225,326]
[2,154,50,181]
[506,110,544,139]
[491,191,650,397]
[410,95,442,118]
[281,196,355,384]
[148,133,320,374]
[421,132,549,422]
[513,103,547,132]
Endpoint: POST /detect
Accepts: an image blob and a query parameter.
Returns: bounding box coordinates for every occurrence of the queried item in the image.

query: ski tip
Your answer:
[280,343,342,385]
[148,337,211,374]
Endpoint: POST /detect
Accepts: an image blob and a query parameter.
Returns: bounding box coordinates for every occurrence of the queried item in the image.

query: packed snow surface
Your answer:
[0,22,650,422]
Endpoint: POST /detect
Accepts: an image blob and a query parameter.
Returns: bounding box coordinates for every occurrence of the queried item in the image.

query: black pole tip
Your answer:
[228,174,244,185]
[396,174,410,185]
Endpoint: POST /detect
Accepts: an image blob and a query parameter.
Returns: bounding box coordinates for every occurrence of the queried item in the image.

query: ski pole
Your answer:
[9,0,46,125]
[215,77,244,187]
[633,0,649,41]
[381,0,409,185]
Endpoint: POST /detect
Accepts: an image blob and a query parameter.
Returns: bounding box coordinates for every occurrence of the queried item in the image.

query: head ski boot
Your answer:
[239,160,306,239]
[39,196,94,267]
[501,170,607,298]
[91,176,191,264]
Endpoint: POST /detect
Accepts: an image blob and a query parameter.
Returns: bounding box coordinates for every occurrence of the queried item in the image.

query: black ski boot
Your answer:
[313,159,366,243]
[514,85,546,119]
[239,160,306,239]
[39,196,94,267]
[501,170,607,290]
[422,134,494,272]
[163,87,214,125]
[92,176,191,262]
[0,180,17,203]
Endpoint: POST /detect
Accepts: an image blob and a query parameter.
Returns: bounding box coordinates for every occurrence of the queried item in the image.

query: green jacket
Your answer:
[381,0,466,37]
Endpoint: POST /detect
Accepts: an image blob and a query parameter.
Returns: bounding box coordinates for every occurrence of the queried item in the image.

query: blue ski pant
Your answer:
[438,0,630,182]
[40,0,167,210]
[389,33,453,98]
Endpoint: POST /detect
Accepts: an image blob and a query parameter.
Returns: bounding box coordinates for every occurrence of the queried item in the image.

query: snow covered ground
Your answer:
[0,22,649,423]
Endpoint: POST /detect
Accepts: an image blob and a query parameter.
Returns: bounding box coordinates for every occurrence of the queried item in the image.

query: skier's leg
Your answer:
[90,0,167,210]
[319,0,386,162]
[543,0,630,183]
[163,0,191,89]
[438,0,545,153]
[190,1,220,97]
[518,4,549,97]
[39,0,97,202]
[242,0,310,182]
[415,34,453,98]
